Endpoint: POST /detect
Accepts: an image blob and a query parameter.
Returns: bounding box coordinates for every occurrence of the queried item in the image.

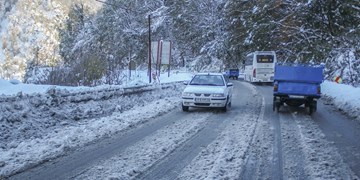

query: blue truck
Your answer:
[224,68,240,80]
[273,64,324,115]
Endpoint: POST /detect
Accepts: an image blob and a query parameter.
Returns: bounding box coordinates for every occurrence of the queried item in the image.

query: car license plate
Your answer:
[289,95,304,99]
[195,98,210,102]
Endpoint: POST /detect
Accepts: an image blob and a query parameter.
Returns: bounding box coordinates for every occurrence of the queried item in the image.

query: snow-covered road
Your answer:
[3,81,360,179]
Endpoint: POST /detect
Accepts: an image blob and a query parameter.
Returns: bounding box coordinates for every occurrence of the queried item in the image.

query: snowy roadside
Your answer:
[0,83,185,178]
[321,81,360,122]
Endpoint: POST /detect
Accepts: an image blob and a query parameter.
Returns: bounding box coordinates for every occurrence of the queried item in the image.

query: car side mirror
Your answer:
[183,81,189,85]
[227,82,233,87]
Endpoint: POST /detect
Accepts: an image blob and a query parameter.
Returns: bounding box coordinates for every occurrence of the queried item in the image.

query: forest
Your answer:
[0,0,359,86]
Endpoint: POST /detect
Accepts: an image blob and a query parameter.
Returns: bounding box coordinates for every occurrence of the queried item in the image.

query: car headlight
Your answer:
[212,93,225,97]
[182,92,193,97]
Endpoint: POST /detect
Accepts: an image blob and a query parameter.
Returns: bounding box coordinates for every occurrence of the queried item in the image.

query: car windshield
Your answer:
[189,75,225,86]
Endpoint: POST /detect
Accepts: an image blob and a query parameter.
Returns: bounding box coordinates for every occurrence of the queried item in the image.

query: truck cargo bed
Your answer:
[273,64,324,115]
[274,65,323,83]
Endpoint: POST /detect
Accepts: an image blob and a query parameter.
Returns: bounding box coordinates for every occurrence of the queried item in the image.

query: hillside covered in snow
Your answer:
[0,0,359,86]
[0,0,102,81]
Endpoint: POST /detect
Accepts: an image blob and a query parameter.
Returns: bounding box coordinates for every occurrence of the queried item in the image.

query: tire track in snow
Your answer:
[277,106,358,179]
[176,81,264,179]
[137,110,235,180]
[240,95,276,180]
[72,112,215,179]
[239,84,283,180]
[277,109,307,179]
[291,111,358,179]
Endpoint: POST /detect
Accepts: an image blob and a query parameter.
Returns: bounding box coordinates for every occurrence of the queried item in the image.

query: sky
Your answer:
[0,70,359,178]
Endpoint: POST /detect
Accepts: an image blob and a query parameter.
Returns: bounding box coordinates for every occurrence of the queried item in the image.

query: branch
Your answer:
[94,0,131,11]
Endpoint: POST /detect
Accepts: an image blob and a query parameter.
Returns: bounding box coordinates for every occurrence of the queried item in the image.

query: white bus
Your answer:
[244,51,276,83]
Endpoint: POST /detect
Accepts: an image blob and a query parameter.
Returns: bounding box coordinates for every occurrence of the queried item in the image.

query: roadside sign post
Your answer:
[151,40,172,80]
[129,60,136,78]
[151,41,160,77]
[148,14,151,83]
[160,41,171,77]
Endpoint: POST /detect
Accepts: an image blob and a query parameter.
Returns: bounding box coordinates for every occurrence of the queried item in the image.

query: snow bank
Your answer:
[321,81,360,120]
[0,78,56,95]
[0,82,185,177]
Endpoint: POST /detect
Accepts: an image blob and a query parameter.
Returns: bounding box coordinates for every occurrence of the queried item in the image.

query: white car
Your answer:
[182,73,233,112]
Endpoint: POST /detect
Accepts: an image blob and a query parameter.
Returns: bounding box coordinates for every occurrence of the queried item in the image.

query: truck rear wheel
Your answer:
[272,103,275,111]
[312,100,317,112]
[273,102,281,112]
[273,97,281,112]
[309,106,313,115]
[276,103,281,112]
[308,100,317,115]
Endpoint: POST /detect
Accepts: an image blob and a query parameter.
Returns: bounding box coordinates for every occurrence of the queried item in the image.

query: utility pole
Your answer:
[148,14,152,83]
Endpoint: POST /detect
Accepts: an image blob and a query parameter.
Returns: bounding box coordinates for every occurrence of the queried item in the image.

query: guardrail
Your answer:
[0,82,183,104]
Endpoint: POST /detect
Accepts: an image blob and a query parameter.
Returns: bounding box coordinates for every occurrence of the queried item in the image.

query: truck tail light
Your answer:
[253,68,256,78]
[274,84,278,92]
[317,86,321,94]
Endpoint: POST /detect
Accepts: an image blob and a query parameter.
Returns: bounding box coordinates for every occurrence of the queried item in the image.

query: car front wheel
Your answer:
[182,104,189,112]
[222,97,230,112]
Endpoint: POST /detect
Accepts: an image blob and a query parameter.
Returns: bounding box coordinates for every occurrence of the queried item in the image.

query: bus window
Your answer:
[245,55,253,65]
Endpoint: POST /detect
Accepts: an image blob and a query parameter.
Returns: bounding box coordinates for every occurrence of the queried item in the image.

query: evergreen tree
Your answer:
[1,0,360,85]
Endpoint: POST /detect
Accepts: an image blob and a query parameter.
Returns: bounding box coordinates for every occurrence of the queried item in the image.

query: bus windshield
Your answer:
[256,55,274,63]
